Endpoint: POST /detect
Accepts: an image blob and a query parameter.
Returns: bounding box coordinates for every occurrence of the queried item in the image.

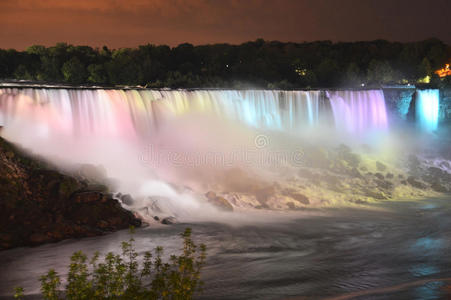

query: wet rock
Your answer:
[29,233,50,244]
[431,182,448,193]
[374,173,385,180]
[286,202,296,210]
[205,191,234,211]
[439,161,451,169]
[348,167,363,178]
[336,144,361,168]
[305,146,329,169]
[162,216,177,225]
[376,161,387,171]
[205,191,216,200]
[0,136,141,250]
[120,194,134,206]
[351,199,367,204]
[363,188,387,200]
[375,179,394,190]
[407,176,427,189]
[78,164,107,182]
[283,189,310,205]
[407,154,421,173]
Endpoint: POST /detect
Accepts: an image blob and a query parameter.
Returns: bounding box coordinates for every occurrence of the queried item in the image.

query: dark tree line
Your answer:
[0,39,450,88]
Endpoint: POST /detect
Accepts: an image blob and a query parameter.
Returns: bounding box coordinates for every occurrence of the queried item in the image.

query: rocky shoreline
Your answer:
[0,136,141,250]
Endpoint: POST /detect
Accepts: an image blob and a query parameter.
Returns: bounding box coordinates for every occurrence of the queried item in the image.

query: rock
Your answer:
[29,233,50,244]
[286,202,296,210]
[120,194,134,206]
[407,154,421,173]
[386,173,394,179]
[376,161,387,171]
[353,199,367,204]
[363,188,387,200]
[209,196,234,211]
[162,216,177,225]
[431,182,448,193]
[0,136,141,250]
[374,173,385,180]
[286,191,310,205]
[348,167,363,178]
[78,164,107,182]
[97,220,109,229]
[439,161,451,169]
[205,191,217,200]
[206,191,234,211]
[375,179,394,190]
[72,191,103,203]
[407,176,427,189]
[153,216,160,221]
[305,146,329,168]
[336,144,361,168]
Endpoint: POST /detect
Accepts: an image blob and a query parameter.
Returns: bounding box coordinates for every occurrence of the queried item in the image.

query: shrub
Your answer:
[15,228,207,300]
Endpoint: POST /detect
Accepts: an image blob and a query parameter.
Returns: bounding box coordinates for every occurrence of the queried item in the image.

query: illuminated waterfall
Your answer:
[415,89,439,132]
[0,88,392,138]
[0,87,392,217]
[327,90,388,133]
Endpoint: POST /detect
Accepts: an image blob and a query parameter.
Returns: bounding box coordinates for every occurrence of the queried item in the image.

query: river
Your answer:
[1,198,451,299]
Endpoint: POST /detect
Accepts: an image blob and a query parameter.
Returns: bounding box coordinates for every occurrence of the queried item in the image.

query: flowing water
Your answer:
[0,87,447,299]
[1,198,451,299]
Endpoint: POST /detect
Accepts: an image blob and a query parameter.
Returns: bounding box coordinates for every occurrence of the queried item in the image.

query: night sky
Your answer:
[0,0,450,50]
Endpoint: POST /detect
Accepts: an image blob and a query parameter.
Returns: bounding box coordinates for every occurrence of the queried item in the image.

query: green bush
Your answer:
[15,228,207,300]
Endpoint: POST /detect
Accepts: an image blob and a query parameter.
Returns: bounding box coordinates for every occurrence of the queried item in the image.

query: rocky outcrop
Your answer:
[0,137,141,250]
[205,191,234,211]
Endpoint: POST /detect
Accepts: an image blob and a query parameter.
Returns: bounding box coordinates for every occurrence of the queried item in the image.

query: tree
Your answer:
[367,60,396,84]
[61,57,88,84]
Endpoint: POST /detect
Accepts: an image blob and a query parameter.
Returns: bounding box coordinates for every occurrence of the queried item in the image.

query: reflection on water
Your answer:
[1,198,451,299]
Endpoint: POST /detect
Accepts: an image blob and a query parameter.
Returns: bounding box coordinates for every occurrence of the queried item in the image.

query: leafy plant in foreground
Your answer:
[16,228,207,300]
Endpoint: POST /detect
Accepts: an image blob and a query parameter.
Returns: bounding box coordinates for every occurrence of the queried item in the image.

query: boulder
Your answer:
[431,182,448,193]
[162,216,177,225]
[376,161,387,171]
[205,191,234,211]
[0,136,141,250]
[407,176,427,189]
[120,194,134,206]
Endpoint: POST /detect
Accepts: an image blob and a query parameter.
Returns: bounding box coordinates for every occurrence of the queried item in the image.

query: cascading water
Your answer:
[0,88,391,219]
[415,89,439,132]
[327,90,388,134]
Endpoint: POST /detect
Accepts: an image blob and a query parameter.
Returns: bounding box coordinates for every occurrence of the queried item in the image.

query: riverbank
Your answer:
[0,136,141,250]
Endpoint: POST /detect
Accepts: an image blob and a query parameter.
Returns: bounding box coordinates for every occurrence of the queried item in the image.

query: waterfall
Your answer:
[0,87,392,218]
[327,90,388,134]
[0,88,392,137]
[415,89,439,132]
[0,89,326,138]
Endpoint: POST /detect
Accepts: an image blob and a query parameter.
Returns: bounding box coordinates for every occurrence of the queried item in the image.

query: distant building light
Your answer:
[435,63,451,78]
[417,75,431,84]
[361,83,365,87]
[295,68,307,76]
[226,64,229,68]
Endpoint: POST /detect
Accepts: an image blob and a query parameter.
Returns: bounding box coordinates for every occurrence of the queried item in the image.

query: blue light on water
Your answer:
[416,89,439,132]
